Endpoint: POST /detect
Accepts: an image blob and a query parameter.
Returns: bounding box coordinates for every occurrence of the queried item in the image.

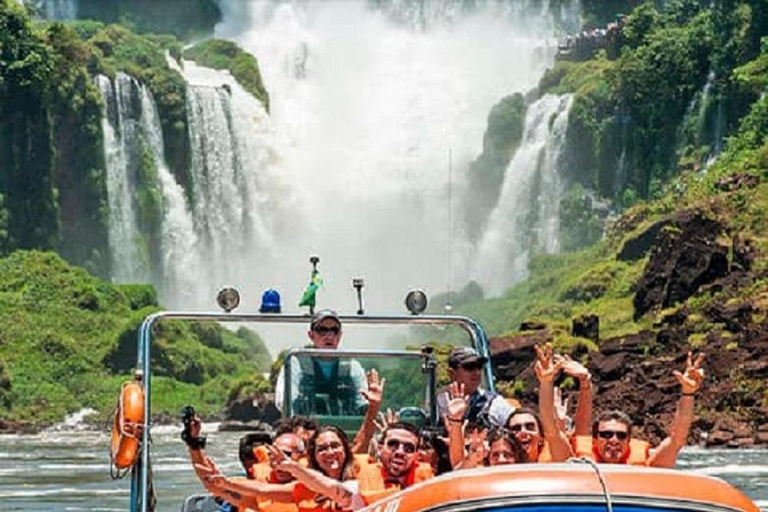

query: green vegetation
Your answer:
[183,39,270,112]
[0,251,271,426]
[76,0,221,40]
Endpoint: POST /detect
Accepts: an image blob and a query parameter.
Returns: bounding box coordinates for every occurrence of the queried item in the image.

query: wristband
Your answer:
[681,392,696,397]
[181,430,207,449]
[447,416,463,423]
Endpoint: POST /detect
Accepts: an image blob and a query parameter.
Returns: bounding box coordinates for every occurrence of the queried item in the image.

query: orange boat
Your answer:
[113,287,761,512]
[356,464,760,512]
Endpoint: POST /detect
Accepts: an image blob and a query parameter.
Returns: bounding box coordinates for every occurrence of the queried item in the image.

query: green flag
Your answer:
[299,270,323,307]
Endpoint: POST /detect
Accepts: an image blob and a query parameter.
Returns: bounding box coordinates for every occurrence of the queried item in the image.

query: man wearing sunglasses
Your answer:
[574,352,706,467]
[357,422,434,506]
[275,309,368,416]
[438,347,514,429]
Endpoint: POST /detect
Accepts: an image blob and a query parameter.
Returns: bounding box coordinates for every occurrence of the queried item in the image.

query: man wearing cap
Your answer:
[437,347,514,429]
[274,310,368,415]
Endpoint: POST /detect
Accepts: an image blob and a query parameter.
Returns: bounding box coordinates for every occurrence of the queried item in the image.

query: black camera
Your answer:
[180,405,206,450]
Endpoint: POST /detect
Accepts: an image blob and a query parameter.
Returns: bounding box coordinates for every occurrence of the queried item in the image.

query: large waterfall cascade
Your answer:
[208,0,571,315]
[474,94,574,297]
[91,1,582,329]
[182,60,288,308]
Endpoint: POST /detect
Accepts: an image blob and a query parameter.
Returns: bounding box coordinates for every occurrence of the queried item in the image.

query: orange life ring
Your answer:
[110,380,145,471]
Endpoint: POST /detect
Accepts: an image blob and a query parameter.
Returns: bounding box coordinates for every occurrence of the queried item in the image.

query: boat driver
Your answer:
[437,347,514,429]
[275,310,368,416]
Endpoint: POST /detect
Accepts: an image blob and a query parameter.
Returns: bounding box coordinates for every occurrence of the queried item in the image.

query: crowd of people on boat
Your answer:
[182,310,705,512]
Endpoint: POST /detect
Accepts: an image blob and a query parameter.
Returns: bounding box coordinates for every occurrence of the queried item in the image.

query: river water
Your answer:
[1,428,766,512]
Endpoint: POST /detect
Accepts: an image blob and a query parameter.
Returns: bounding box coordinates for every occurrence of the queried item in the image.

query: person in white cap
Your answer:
[275,310,369,416]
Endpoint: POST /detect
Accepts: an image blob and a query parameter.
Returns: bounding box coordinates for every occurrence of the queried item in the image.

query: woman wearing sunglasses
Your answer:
[197,425,361,512]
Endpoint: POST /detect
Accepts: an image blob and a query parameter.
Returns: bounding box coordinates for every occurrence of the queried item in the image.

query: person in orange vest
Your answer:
[356,422,434,506]
[194,425,360,511]
[572,352,705,467]
[489,343,575,464]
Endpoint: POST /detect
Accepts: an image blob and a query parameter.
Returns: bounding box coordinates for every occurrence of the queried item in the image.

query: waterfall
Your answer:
[210,0,568,311]
[474,94,573,297]
[98,72,200,300]
[28,0,78,20]
[137,82,201,306]
[182,61,283,307]
[97,73,149,284]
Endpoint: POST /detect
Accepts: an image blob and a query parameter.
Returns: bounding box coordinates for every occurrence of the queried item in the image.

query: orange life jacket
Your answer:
[352,453,373,477]
[248,462,299,512]
[537,441,553,463]
[572,435,650,465]
[357,461,434,505]
[292,482,351,512]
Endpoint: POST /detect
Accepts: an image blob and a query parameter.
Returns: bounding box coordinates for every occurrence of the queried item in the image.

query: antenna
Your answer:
[445,148,453,314]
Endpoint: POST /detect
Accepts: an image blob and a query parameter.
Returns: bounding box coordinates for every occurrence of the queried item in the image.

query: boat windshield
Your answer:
[127,312,491,512]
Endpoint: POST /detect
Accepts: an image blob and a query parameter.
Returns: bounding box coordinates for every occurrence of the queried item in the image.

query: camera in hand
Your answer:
[180,405,206,450]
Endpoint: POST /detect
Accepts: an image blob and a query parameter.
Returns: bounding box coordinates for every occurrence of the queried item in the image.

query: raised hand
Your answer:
[373,408,399,434]
[554,354,590,381]
[447,381,469,421]
[674,352,705,395]
[266,443,287,469]
[465,428,487,461]
[360,368,386,407]
[534,343,562,383]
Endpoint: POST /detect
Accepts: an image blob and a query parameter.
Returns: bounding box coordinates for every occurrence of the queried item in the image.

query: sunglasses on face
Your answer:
[385,439,417,454]
[508,422,538,433]
[598,430,629,440]
[316,441,343,453]
[460,362,483,371]
[313,326,340,335]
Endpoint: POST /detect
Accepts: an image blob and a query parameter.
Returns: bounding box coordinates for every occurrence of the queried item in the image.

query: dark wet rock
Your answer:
[520,321,547,331]
[634,212,729,319]
[707,430,735,446]
[219,420,273,432]
[705,301,754,333]
[715,172,759,192]
[617,219,671,262]
[732,234,757,271]
[224,393,281,426]
[597,331,655,355]
[572,314,599,342]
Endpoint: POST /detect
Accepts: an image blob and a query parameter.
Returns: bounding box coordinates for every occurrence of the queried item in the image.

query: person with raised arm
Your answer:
[193,425,361,512]
[532,343,575,462]
[350,369,386,454]
[572,352,706,467]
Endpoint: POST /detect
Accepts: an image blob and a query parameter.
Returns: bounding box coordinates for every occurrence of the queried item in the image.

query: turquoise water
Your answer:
[1,428,765,512]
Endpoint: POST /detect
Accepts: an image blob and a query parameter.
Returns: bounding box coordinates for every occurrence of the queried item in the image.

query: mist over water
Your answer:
[213,0,559,315]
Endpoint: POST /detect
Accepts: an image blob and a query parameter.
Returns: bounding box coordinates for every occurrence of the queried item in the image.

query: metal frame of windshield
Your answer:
[130,311,493,512]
